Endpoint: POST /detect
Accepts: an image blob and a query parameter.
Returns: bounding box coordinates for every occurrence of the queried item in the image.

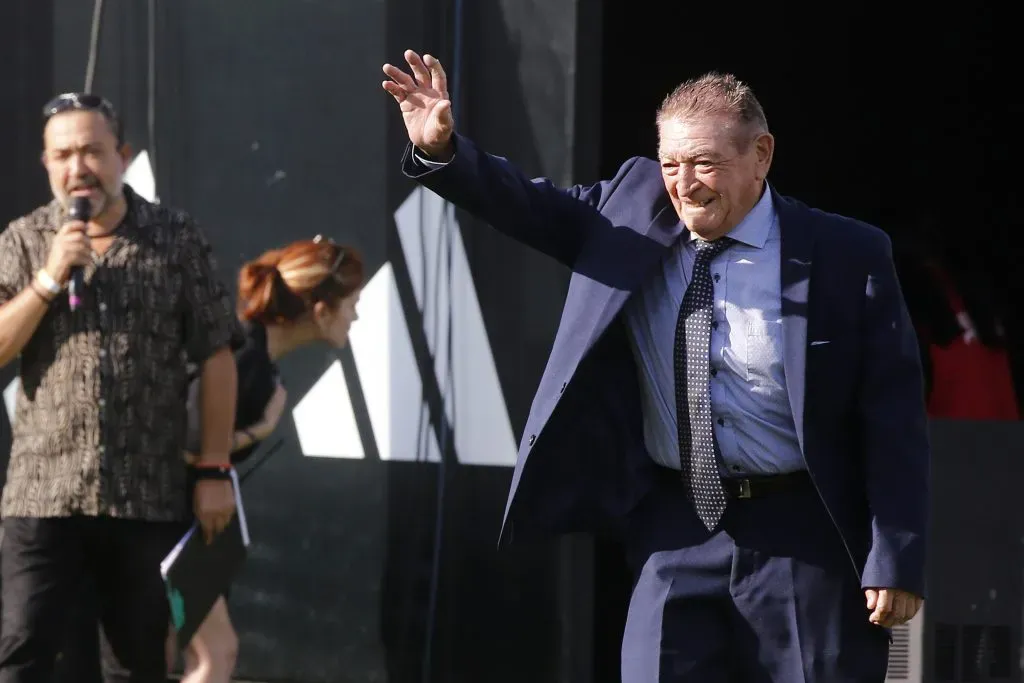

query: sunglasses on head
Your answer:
[313,234,347,274]
[42,93,122,140]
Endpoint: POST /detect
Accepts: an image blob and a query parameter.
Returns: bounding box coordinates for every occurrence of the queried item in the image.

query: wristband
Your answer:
[35,269,62,295]
[191,462,234,481]
[28,281,54,304]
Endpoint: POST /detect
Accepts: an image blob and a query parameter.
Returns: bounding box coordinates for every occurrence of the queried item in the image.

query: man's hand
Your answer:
[382,50,455,160]
[865,588,923,628]
[194,478,235,544]
[45,220,92,285]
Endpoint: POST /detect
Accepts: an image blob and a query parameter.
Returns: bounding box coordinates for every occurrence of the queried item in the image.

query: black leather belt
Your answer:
[721,470,812,499]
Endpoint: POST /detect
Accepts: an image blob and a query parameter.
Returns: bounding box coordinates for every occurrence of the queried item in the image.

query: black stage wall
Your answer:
[0,0,53,226]
[923,420,1024,682]
[50,1,391,680]
[382,2,600,681]
[3,2,1022,683]
[4,1,599,682]
[593,8,1020,680]
[598,2,1022,398]
[0,0,53,468]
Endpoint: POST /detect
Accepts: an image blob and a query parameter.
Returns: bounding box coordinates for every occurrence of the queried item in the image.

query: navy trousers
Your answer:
[620,472,890,683]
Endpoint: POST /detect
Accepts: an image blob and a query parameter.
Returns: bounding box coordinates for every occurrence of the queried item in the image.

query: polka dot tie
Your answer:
[674,237,734,531]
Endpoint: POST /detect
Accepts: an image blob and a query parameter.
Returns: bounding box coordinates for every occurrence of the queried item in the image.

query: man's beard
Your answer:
[61,184,117,219]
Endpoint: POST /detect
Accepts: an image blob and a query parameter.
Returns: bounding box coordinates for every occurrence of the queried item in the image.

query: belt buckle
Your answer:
[736,478,752,499]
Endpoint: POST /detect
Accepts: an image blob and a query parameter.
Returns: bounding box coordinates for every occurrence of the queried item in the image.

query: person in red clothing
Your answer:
[894,237,1019,420]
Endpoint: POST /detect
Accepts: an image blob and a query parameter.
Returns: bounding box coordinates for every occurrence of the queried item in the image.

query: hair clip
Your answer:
[312,235,345,274]
[330,248,346,273]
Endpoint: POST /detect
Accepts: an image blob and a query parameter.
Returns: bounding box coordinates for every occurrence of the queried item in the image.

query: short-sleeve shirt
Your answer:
[0,185,242,522]
[185,321,278,464]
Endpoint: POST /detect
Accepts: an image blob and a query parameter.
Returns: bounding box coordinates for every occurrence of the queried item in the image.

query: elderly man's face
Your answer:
[658,115,774,240]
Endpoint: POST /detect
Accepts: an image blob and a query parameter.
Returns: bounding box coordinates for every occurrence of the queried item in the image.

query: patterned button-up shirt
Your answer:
[0,186,241,522]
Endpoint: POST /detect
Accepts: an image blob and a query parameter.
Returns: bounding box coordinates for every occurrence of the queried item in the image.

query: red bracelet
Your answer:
[192,462,232,471]
[191,462,233,483]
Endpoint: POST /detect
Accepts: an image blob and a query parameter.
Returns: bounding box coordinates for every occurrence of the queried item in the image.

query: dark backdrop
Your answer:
[0,0,54,464]
[52,1,393,679]
[4,2,1021,682]
[381,2,599,681]
[5,1,597,681]
[597,2,1022,404]
[593,4,1020,681]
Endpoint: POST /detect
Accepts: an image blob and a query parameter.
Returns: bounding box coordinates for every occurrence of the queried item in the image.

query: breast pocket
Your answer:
[745,320,785,394]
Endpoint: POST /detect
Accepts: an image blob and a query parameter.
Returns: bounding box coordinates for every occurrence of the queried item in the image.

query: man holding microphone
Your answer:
[0,93,240,682]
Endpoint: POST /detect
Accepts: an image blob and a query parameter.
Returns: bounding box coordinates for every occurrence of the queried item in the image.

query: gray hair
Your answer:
[656,72,769,151]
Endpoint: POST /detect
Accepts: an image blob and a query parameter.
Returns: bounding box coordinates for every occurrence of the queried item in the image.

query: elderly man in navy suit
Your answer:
[383,50,929,682]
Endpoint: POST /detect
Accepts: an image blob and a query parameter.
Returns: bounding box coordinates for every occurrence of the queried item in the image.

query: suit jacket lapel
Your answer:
[774,188,814,453]
[642,201,688,248]
[582,185,814,454]
[585,201,685,350]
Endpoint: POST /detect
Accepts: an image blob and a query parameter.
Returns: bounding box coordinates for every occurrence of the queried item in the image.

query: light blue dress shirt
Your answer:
[624,188,805,475]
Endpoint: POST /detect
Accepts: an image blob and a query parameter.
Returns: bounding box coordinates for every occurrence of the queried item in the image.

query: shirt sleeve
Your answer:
[235,340,277,430]
[176,218,243,364]
[0,226,31,307]
[411,148,450,169]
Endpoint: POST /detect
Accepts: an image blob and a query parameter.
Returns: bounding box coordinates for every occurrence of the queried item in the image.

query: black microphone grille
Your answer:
[69,196,92,222]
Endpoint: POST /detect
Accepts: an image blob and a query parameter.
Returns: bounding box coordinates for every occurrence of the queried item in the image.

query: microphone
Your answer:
[68,196,91,312]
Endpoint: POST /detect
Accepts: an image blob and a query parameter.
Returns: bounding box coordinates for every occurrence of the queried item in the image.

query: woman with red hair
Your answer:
[177,235,365,683]
[78,236,364,683]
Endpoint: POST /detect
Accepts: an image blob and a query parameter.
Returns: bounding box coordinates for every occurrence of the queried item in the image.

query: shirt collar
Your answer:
[688,183,774,249]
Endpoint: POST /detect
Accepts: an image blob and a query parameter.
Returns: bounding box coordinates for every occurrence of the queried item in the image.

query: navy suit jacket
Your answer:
[403,134,931,597]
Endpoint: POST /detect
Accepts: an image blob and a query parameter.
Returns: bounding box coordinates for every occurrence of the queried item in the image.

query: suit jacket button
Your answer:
[528,434,536,446]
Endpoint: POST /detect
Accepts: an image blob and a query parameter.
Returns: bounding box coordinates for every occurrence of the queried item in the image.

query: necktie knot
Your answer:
[693,237,734,263]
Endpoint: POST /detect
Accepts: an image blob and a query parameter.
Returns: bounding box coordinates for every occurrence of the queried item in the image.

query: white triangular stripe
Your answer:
[3,377,18,425]
[293,360,364,459]
[394,188,517,467]
[348,263,441,462]
[125,150,157,203]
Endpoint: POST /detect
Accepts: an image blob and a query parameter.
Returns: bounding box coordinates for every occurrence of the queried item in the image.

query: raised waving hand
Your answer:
[382,50,454,160]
